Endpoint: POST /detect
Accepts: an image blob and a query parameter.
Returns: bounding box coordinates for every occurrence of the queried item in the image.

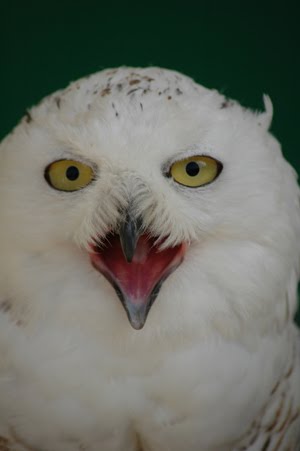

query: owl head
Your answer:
[0,67,299,338]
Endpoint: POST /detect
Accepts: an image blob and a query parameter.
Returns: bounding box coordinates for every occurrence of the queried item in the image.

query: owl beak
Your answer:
[119,213,143,263]
[118,213,154,329]
[90,213,186,330]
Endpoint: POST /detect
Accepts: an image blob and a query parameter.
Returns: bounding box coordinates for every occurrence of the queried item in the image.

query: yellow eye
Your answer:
[45,159,95,192]
[169,155,222,188]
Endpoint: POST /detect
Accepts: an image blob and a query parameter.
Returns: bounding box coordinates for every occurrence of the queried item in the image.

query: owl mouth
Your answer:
[89,221,186,330]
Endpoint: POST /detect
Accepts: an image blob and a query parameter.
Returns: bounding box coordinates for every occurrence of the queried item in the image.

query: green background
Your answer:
[1,0,299,324]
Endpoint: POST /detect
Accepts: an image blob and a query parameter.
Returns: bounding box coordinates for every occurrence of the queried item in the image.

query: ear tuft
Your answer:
[258,94,273,130]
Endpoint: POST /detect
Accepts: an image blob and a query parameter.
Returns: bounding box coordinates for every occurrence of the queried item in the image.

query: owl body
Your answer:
[0,67,299,450]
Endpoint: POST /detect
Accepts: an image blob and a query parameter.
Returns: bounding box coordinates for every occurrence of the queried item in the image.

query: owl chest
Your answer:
[0,329,272,451]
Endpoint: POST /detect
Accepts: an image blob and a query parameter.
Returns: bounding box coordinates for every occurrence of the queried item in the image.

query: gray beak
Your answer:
[119,212,143,262]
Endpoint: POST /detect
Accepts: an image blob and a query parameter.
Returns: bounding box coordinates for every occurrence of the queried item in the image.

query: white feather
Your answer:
[0,67,299,450]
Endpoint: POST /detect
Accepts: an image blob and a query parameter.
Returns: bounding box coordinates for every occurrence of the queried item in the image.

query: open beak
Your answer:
[90,213,186,330]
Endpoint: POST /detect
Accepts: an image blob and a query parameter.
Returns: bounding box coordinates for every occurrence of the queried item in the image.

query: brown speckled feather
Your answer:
[234,341,300,451]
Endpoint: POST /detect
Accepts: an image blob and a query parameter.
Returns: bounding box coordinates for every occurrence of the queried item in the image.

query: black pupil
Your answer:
[185,161,200,177]
[66,166,80,181]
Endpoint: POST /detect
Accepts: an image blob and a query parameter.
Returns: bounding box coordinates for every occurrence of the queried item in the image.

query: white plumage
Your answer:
[0,67,299,450]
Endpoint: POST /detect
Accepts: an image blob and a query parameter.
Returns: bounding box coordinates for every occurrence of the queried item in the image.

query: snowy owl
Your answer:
[0,67,299,451]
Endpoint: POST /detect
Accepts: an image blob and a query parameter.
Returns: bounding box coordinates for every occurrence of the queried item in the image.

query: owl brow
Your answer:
[47,151,98,171]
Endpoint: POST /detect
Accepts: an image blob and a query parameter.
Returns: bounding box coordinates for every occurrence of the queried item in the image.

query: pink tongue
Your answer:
[91,234,185,306]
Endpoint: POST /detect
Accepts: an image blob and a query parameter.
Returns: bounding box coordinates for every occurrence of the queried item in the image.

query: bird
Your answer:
[0,66,299,451]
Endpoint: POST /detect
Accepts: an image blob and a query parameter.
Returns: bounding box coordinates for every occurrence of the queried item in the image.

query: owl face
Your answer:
[0,67,299,334]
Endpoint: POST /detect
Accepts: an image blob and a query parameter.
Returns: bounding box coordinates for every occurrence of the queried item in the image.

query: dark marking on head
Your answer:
[270,379,280,396]
[143,89,150,95]
[101,87,111,97]
[220,99,234,109]
[140,102,143,111]
[54,97,61,109]
[0,436,10,450]
[112,102,119,117]
[167,96,172,100]
[175,88,183,95]
[24,110,32,123]
[145,76,154,82]
[158,91,162,95]
[0,299,11,313]
[129,79,141,85]
[127,87,143,96]
[117,83,123,91]
[261,437,271,451]
[135,432,144,451]
[93,90,98,95]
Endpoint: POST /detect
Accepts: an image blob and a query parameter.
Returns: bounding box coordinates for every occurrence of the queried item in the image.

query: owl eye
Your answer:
[169,155,222,188]
[45,159,95,192]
